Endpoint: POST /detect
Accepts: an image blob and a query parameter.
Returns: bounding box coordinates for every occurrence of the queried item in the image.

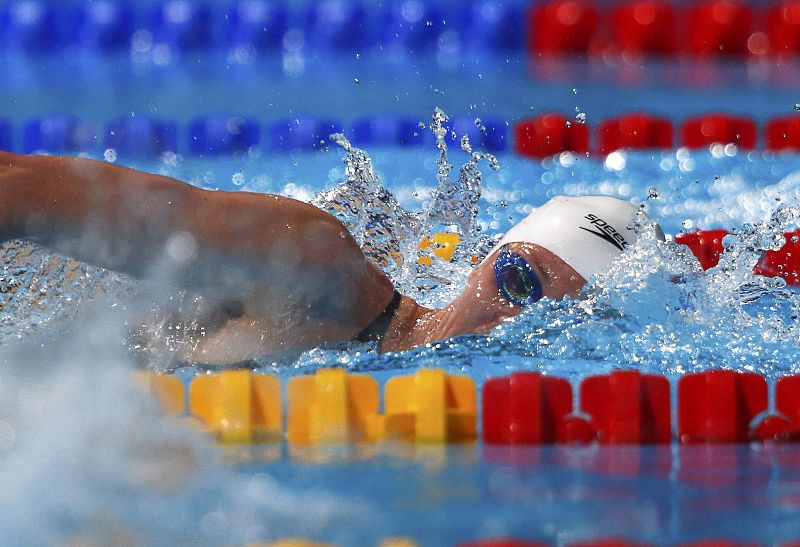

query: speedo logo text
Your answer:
[579,214,629,251]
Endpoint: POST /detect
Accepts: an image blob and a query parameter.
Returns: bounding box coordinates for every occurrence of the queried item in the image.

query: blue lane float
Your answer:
[6,115,506,155]
[0,0,536,53]
[225,0,287,50]
[478,118,509,152]
[397,118,428,147]
[189,116,260,156]
[462,1,526,50]
[0,120,12,152]
[22,116,99,154]
[151,0,213,50]
[73,1,135,50]
[382,2,445,50]
[0,1,59,51]
[106,117,178,157]
[418,117,508,152]
[269,117,343,151]
[350,116,406,147]
[443,118,489,150]
[305,0,368,50]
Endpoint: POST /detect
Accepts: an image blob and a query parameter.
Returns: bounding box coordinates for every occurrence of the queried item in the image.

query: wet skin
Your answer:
[0,151,586,361]
[379,242,587,352]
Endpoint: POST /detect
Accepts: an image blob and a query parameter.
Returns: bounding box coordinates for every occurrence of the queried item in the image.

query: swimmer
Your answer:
[0,151,662,363]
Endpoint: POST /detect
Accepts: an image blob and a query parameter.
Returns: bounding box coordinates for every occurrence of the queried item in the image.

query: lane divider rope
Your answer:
[137,367,800,446]
[3,112,800,156]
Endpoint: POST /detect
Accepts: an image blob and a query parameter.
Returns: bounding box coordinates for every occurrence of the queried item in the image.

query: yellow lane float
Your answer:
[417,232,461,265]
[383,369,476,444]
[189,370,281,444]
[134,371,186,416]
[287,368,381,444]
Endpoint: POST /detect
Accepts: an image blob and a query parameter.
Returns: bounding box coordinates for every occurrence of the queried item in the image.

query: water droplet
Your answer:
[575,112,587,124]
[103,148,117,163]
[232,171,245,186]
[648,187,659,199]
[354,78,360,84]
[795,103,800,111]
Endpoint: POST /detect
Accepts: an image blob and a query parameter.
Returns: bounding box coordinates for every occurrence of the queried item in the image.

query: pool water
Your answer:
[2,5,800,544]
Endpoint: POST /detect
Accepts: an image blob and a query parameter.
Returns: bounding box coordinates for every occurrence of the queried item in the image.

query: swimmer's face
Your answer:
[443,243,586,336]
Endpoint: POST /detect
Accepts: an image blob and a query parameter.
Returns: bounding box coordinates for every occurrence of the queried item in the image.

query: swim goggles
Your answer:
[493,245,544,306]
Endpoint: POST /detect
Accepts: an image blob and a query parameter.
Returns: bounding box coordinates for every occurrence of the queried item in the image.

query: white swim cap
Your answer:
[484,195,664,280]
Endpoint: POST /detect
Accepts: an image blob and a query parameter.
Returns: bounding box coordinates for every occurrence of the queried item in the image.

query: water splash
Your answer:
[0,240,132,341]
[312,133,418,289]
[423,107,500,244]
[316,109,499,305]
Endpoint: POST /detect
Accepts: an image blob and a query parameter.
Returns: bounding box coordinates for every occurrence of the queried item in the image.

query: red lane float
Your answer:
[509,113,800,156]
[681,114,757,150]
[752,413,795,442]
[611,0,677,56]
[527,0,800,58]
[678,371,767,443]
[777,375,800,434]
[766,115,800,151]
[483,372,572,444]
[557,413,597,443]
[767,1,800,56]
[514,114,590,158]
[675,229,800,286]
[676,543,763,547]
[529,0,599,55]
[673,230,728,270]
[753,230,800,285]
[581,371,671,444]
[598,113,673,155]
[687,0,754,57]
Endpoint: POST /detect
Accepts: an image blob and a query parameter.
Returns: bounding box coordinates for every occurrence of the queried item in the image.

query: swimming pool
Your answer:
[2,0,800,545]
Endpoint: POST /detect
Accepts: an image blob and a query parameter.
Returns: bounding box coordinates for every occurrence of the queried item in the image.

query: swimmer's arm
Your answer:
[0,151,396,336]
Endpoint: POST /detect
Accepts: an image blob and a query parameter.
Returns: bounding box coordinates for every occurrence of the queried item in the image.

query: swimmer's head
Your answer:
[483,195,665,281]
[436,195,664,340]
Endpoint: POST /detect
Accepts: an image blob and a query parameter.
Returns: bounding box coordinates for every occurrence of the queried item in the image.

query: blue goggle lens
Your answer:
[494,247,543,306]
[499,264,534,301]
